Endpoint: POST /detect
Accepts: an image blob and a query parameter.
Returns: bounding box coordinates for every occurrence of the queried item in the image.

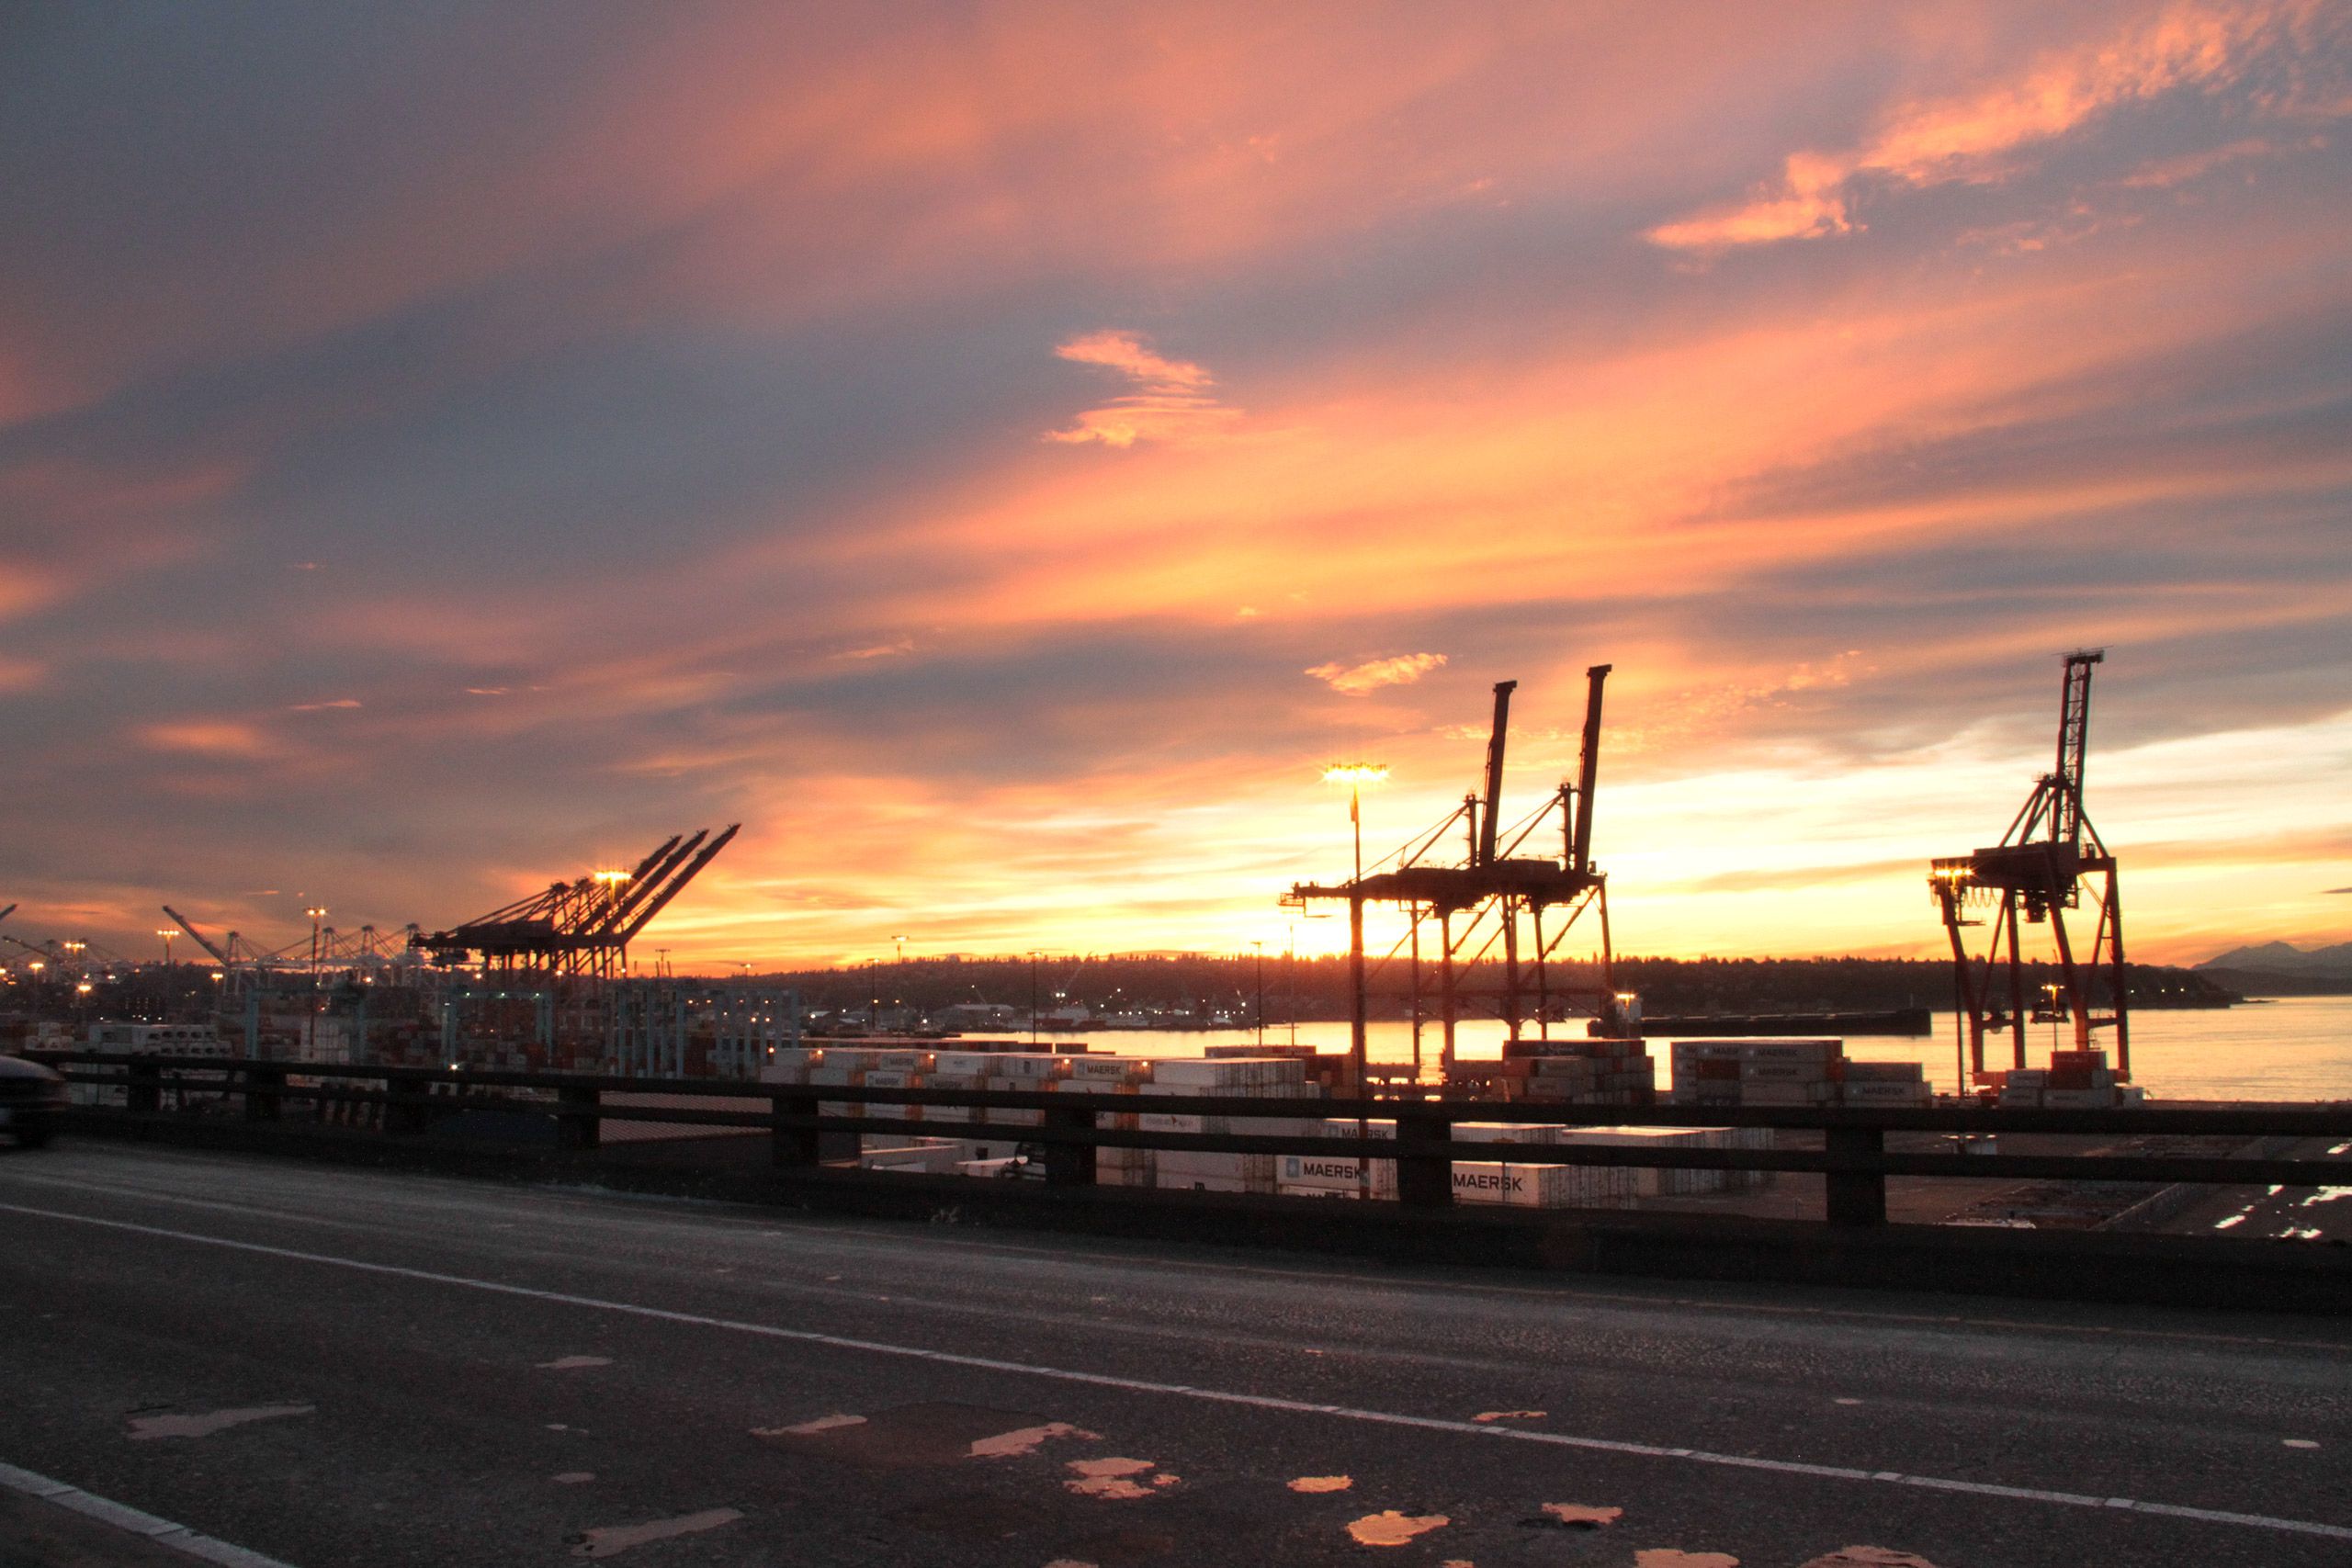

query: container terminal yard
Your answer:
[6,657,2350,1568]
[6,655,2345,1245]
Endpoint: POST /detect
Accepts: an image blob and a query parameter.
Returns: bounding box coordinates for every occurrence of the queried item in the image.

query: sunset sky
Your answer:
[4,2,2349,973]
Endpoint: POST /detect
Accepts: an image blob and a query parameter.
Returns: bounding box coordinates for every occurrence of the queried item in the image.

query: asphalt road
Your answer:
[1,1143,2346,1568]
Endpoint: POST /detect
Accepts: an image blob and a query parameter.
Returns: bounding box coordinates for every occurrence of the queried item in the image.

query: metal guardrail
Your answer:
[30,1052,2352,1229]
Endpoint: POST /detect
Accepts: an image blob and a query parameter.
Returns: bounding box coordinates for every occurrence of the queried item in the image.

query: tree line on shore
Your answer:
[764,952,2238,1021]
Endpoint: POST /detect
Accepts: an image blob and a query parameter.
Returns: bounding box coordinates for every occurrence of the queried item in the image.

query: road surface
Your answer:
[1,1143,2346,1567]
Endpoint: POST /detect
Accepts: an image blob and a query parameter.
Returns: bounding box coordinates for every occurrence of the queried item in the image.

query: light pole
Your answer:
[156,929,175,967]
[305,907,327,1059]
[1321,761,1387,1092]
[1028,951,1042,1044]
[893,933,908,1028]
[1252,940,1265,1046]
[1284,924,1297,1048]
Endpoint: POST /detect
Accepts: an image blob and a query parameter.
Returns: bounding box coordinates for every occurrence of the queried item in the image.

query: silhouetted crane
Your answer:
[1931,651,2130,1081]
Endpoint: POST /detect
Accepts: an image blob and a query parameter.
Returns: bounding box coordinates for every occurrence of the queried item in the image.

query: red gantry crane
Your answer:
[1290,669,1621,1089]
[1931,651,2130,1083]
[413,826,740,982]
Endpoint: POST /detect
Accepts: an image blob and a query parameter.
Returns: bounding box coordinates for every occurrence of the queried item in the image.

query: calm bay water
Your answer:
[1050,995,2352,1102]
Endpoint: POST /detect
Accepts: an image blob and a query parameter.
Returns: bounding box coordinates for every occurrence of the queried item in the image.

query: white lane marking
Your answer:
[0,1459,299,1568]
[19,1160,2347,1357]
[4,1201,2346,1543]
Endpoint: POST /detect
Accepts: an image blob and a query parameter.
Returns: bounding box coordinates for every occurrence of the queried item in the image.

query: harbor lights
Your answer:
[156,928,176,967]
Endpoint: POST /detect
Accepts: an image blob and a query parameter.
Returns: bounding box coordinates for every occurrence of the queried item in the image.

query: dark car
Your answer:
[0,1053,69,1148]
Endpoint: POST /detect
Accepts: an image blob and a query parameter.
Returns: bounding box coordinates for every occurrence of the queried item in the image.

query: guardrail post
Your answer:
[1395,1104,1453,1207]
[555,1084,600,1151]
[1043,1103,1096,1187]
[244,1065,284,1122]
[384,1074,428,1136]
[126,1058,162,1115]
[771,1091,820,1168]
[1825,1125,1885,1226]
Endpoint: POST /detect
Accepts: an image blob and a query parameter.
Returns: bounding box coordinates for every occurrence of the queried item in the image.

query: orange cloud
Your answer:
[1046,330,1238,448]
[1306,653,1448,695]
[1649,1,2317,251]
[139,721,271,757]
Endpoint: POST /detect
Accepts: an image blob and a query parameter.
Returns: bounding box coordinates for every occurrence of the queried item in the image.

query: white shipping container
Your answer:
[1738,1082,1837,1105]
[1740,1060,1831,1082]
[991,1055,1070,1080]
[933,1051,1001,1076]
[1067,1056,1150,1081]
[1842,1083,1929,1105]
[1157,1172,1249,1192]
[1454,1122,1560,1145]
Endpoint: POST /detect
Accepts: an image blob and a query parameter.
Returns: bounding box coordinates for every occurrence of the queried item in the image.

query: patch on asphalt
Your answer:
[570,1506,742,1558]
[1289,1475,1352,1493]
[538,1355,612,1371]
[1471,1410,1544,1423]
[1064,1458,1179,1500]
[1796,1551,1941,1568]
[970,1421,1103,1460]
[127,1403,314,1440]
[1527,1503,1621,1529]
[1635,1551,1739,1568]
[754,1403,1080,1468]
[1346,1510,1449,1546]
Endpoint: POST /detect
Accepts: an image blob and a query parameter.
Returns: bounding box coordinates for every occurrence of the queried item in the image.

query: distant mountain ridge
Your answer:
[2197,941,2352,976]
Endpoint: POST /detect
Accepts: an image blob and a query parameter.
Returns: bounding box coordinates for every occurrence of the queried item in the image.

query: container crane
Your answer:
[1930,650,2130,1081]
[1291,668,1619,1087]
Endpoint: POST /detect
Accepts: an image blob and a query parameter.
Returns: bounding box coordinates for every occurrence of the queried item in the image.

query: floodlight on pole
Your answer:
[1320,761,1388,885]
[1320,760,1387,1103]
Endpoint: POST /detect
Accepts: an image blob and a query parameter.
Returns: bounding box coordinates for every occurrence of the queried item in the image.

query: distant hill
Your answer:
[2196,941,2352,976]
[2194,941,2352,997]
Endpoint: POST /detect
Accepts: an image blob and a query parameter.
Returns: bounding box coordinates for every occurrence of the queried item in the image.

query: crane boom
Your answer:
[1571,663,1611,871]
[1476,681,1516,867]
[618,823,740,944]
[161,905,233,965]
[2052,649,2101,848]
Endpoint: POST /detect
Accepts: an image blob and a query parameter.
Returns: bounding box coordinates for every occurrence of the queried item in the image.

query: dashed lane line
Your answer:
[4,1198,2347,1544]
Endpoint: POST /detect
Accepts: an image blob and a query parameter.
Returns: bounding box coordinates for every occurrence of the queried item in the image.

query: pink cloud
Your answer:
[1649,1,2323,252]
[1045,330,1239,447]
